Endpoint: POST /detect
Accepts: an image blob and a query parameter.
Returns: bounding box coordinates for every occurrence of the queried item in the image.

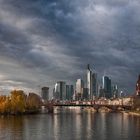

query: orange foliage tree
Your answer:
[0,90,42,115]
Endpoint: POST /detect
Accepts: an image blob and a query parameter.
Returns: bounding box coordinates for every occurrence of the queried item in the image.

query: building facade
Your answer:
[53,81,66,100]
[76,79,84,100]
[83,88,88,100]
[112,85,118,98]
[87,64,97,100]
[102,76,112,98]
[87,64,93,99]
[41,87,49,101]
[98,85,105,98]
[66,85,74,100]
[92,73,98,97]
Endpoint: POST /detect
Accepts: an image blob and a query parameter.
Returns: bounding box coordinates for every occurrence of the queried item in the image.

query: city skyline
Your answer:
[0,0,140,95]
[52,65,121,100]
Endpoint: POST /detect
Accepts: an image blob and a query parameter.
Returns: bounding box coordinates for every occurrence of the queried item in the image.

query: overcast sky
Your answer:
[0,0,140,95]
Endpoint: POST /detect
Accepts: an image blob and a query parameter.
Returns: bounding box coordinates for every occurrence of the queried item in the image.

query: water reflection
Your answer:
[0,108,140,140]
[0,116,24,140]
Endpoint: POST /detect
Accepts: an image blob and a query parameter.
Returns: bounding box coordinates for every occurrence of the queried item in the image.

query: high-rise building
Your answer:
[87,64,93,99]
[102,76,112,98]
[112,85,118,98]
[87,64,97,100]
[41,87,49,101]
[136,75,140,96]
[92,73,98,97]
[76,79,84,100]
[53,81,66,100]
[83,88,88,100]
[98,85,105,98]
[66,85,74,100]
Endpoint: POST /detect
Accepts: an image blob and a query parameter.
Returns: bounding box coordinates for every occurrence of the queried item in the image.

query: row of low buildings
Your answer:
[40,66,140,101]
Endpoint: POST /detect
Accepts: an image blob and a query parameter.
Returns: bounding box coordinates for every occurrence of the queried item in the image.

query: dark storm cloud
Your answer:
[0,0,140,95]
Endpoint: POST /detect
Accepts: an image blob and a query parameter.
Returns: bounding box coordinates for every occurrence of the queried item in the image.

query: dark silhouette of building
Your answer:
[66,85,74,100]
[83,88,88,100]
[98,85,105,98]
[102,76,112,98]
[41,87,49,101]
[92,73,98,97]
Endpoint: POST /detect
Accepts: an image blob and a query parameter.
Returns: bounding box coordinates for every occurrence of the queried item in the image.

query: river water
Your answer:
[0,107,140,140]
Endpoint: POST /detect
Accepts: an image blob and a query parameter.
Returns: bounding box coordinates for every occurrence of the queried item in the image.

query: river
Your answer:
[0,107,140,140]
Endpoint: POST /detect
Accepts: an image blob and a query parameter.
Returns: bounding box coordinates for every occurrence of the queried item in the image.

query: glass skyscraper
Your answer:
[66,85,74,100]
[87,64,97,100]
[41,87,49,101]
[76,79,84,100]
[102,76,112,98]
[53,81,66,100]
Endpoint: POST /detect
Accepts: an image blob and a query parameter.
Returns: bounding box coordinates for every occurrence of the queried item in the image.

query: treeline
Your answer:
[0,90,42,115]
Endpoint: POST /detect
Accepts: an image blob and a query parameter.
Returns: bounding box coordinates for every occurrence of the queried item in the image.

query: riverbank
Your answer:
[128,111,140,116]
[0,110,40,116]
[122,110,140,116]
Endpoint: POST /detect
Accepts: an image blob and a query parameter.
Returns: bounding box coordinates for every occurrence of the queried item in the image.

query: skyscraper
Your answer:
[92,73,98,97]
[66,85,74,100]
[98,85,105,98]
[87,64,92,99]
[87,64,97,100]
[41,87,49,101]
[112,85,118,98]
[102,76,112,98]
[83,88,88,100]
[53,81,66,100]
[76,79,84,100]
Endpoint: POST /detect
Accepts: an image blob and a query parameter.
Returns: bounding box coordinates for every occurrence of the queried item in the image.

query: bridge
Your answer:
[54,103,131,109]
[43,102,132,113]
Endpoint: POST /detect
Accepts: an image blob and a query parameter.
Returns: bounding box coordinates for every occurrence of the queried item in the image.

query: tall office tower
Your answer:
[66,85,74,100]
[92,73,98,97]
[54,81,66,100]
[52,88,56,99]
[98,85,105,98]
[87,64,97,100]
[112,85,119,98]
[102,76,112,98]
[87,64,93,99]
[136,75,140,96]
[83,88,88,100]
[41,87,49,101]
[76,79,84,100]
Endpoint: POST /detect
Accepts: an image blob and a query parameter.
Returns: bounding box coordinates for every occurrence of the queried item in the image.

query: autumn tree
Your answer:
[26,93,42,111]
[10,90,27,114]
[0,95,7,113]
[0,90,42,115]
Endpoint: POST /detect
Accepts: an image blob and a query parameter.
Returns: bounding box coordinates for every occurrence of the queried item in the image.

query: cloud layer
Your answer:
[0,0,140,95]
